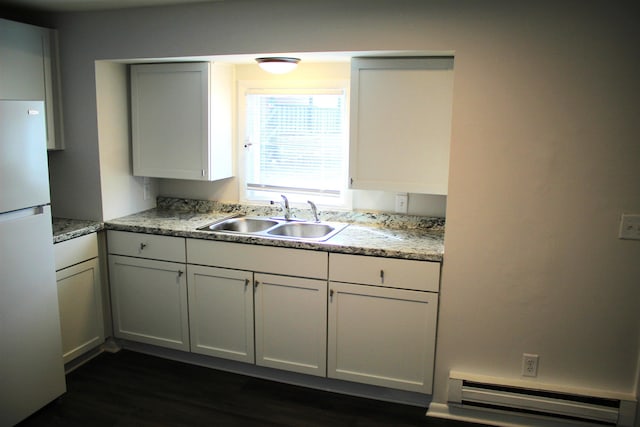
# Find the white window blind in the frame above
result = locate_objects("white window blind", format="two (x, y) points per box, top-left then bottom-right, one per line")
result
(243, 88), (348, 205)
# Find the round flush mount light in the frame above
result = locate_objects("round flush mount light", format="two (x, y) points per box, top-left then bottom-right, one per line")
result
(255, 57), (300, 74)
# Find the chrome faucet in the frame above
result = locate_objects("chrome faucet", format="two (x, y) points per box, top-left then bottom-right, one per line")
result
(270, 195), (291, 220)
(307, 200), (319, 222)
(274, 194), (291, 220)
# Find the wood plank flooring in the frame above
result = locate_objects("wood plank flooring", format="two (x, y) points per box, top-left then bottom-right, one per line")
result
(18, 350), (486, 427)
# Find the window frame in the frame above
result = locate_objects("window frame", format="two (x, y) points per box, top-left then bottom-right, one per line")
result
(237, 79), (351, 209)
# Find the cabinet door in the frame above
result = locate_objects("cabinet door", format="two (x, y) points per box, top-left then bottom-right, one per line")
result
(56, 258), (104, 364)
(130, 62), (233, 181)
(0, 18), (46, 101)
(187, 265), (254, 363)
(0, 19), (64, 150)
(42, 29), (64, 150)
(349, 57), (454, 195)
(254, 274), (327, 377)
(109, 255), (189, 351)
(327, 282), (438, 393)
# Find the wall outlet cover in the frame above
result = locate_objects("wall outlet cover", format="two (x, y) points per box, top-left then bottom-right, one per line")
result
(619, 213), (640, 240)
(522, 353), (539, 377)
(395, 193), (408, 214)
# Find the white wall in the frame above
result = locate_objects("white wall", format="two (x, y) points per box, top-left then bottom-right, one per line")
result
(95, 61), (156, 220)
(47, 0), (639, 410)
(435, 2), (640, 401)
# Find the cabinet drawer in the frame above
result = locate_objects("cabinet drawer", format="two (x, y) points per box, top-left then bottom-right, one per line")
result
(329, 253), (439, 292)
(54, 233), (98, 271)
(107, 230), (185, 262)
(187, 239), (327, 280)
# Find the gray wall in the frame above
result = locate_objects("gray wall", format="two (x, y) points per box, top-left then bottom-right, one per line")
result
(45, 0), (639, 410)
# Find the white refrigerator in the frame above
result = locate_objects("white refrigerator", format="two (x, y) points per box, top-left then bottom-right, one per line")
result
(0, 100), (66, 426)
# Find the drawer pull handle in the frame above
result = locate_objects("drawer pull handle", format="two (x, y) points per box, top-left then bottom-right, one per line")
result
(380, 269), (385, 283)
(140, 243), (147, 251)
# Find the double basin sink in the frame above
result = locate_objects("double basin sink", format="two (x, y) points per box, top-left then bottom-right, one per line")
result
(198, 215), (349, 242)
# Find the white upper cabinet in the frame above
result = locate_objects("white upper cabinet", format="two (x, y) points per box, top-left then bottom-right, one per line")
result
(349, 57), (454, 195)
(130, 62), (233, 181)
(0, 18), (65, 150)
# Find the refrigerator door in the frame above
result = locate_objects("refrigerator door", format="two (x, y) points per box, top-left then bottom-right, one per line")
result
(0, 100), (50, 213)
(0, 205), (66, 426)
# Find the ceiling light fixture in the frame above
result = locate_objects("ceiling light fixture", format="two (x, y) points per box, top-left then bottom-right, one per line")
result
(255, 57), (300, 74)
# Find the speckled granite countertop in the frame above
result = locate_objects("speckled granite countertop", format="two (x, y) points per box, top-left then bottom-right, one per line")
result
(104, 198), (445, 262)
(52, 218), (103, 244)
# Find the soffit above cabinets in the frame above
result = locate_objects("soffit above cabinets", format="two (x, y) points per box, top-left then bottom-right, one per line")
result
(1, 0), (222, 13)
(113, 50), (455, 67)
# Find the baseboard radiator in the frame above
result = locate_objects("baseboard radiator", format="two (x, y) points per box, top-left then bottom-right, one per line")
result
(448, 372), (637, 426)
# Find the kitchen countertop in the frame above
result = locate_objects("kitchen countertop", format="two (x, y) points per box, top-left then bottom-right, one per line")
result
(104, 198), (445, 262)
(52, 218), (103, 244)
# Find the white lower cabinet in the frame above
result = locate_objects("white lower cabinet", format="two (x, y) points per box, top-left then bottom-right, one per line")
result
(54, 233), (104, 364)
(107, 232), (441, 394)
(254, 273), (327, 377)
(107, 231), (189, 351)
(187, 265), (254, 362)
(327, 282), (437, 393)
(186, 239), (328, 376)
(328, 253), (440, 393)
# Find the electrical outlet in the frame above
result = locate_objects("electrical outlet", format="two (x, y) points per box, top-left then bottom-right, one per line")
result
(619, 213), (640, 240)
(522, 353), (539, 377)
(395, 193), (408, 214)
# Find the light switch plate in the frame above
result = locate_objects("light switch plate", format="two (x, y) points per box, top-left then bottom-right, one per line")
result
(619, 213), (640, 240)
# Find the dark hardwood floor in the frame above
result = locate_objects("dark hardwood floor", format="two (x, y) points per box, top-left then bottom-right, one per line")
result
(19, 350), (486, 427)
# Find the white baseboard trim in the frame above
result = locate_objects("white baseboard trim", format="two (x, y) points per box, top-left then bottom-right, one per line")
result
(64, 346), (104, 374)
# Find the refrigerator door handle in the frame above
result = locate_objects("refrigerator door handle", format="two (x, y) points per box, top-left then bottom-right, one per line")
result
(0, 205), (47, 223)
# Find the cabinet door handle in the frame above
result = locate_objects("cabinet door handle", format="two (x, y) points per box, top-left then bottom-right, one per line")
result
(140, 243), (147, 251)
(380, 269), (385, 283)
(244, 278), (250, 288)
(254, 280), (259, 289)
(329, 289), (334, 299)
(177, 270), (184, 277)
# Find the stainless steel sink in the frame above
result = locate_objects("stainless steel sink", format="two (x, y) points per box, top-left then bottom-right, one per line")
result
(267, 222), (337, 239)
(205, 217), (278, 233)
(198, 215), (348, 241)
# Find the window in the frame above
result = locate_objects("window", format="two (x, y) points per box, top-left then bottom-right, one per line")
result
(239, 81), (350, 208)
